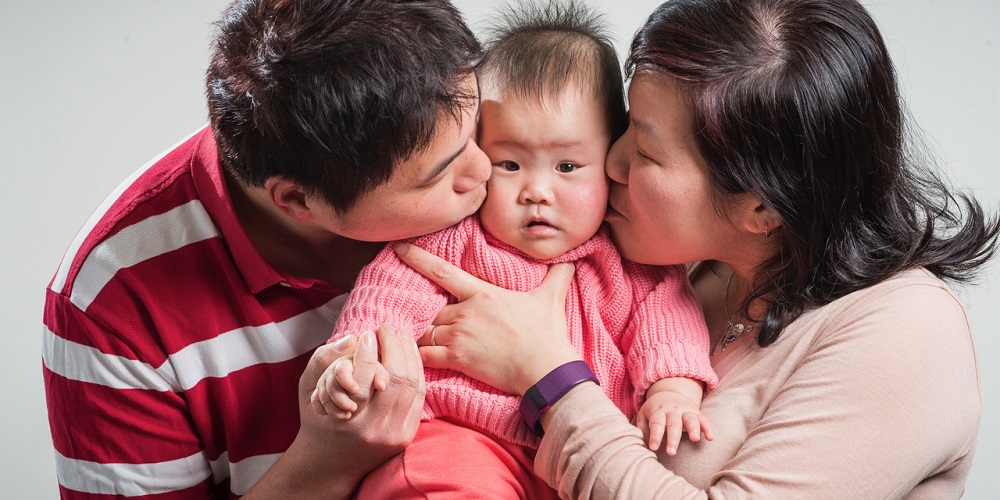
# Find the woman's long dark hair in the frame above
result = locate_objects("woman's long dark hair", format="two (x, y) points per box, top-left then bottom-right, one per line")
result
(628, 0), (999, 346)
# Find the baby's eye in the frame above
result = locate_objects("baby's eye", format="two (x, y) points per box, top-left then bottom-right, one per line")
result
(556, 163), (578, 173)
(496, 161), (520, 171)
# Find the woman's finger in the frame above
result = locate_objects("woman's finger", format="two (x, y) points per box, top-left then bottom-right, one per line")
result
(418, 345), (452, 370)
(394, 242), (490, 301)
(534, 262), (575, 305)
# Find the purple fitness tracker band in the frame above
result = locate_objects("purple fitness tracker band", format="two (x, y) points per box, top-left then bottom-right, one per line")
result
(519, 360), (599, 436)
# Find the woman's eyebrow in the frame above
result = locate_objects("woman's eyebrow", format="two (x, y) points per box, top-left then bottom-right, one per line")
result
(631, 116), (660, 142)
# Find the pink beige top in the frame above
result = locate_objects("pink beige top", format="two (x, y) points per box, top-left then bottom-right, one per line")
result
(535, 268), (980, 498)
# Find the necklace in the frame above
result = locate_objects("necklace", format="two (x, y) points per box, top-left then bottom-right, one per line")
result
(711, 273), (754, 356)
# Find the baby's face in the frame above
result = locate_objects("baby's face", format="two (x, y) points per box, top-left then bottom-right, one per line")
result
(477, 83), (611, 260)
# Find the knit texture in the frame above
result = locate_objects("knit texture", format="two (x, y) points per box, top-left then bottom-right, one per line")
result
(332, 215), (716, 447)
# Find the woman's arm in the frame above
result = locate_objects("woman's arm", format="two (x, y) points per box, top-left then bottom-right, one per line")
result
(540, 277), (980, 499)
(397, 244), (979, 499)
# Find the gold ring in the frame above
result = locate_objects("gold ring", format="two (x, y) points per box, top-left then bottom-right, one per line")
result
(430, 325), (438, 347)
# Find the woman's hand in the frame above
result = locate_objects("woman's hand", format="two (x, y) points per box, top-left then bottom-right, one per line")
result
(393, 242), (581, 395)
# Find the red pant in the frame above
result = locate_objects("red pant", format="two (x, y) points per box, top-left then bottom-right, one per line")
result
(357, 418), (559, 499)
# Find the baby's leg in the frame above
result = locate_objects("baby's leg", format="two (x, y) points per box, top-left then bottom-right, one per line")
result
(358, 418), (557, 499)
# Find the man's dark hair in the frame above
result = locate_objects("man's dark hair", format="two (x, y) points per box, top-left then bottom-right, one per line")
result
(629, 0), (998, 346)
(477, 0), (627, 139)
(207, 0), (482, 212)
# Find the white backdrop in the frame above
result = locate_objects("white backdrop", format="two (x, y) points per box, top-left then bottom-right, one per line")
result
(2, 1), (996, 497)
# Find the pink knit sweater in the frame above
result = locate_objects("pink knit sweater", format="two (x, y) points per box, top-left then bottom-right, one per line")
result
(331, 215), (716, 447)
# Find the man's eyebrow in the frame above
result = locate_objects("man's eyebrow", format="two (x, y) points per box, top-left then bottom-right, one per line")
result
(421, 141), (468, 185)
(421, 83), (480, 185)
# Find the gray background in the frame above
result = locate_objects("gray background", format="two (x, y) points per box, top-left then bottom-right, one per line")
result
(2, 1), (996, 497)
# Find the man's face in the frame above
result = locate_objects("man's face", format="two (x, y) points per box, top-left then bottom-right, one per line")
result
(316, 73), (490, 242)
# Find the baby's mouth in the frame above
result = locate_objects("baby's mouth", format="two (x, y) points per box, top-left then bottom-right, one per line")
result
(523, 218), (558, 234)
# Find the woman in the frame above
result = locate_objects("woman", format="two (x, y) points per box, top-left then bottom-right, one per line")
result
(392, 0), (998, 497)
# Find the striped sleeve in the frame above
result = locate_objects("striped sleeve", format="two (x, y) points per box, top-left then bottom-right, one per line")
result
(42, 128), (343, 498)
(43, 290), (213, 499)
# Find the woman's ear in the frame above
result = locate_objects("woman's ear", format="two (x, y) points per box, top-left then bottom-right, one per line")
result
(265, 177), (314, 222)
(732, 193), (782, 237)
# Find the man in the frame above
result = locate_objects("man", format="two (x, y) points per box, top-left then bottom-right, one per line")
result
(42, 0), (487, 497)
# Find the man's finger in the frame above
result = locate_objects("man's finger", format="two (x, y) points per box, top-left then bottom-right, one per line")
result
(394, 242), (489, 301)
(351, 331), (380, 398)
(378, 323), (400, 371)
(300, 339), (353, 396)
(396, 327), (422, 382)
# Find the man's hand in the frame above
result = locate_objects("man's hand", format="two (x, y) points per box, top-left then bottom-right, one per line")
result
(245, 325), (425, 499)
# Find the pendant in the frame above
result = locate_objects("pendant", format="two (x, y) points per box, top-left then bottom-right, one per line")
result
(712, 321), (752, 356)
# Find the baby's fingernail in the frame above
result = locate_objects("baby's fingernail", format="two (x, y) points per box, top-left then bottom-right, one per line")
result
(393, 242), (409, 255)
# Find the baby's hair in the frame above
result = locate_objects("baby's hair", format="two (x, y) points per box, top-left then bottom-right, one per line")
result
(478, 0), (627, 138)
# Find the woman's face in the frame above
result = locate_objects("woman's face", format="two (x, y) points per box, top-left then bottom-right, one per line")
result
(604, 73), (735, 266)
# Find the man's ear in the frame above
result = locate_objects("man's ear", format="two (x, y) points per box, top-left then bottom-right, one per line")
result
(265, 177), (314, 222)
(732, 193), (782, 237)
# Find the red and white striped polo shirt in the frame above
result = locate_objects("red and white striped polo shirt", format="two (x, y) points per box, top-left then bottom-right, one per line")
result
(43, 126), (346, 498)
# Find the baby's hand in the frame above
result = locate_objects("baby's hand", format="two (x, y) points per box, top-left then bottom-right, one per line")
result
(311, 339), (390, 419)
(635, 382), (713, 455)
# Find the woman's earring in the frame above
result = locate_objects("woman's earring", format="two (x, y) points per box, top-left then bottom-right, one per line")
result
(765, 223), (771, 238)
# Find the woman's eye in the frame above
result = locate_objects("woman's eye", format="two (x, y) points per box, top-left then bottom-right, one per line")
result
(556, 163), (578, 173)
(497, 161), (520, 171)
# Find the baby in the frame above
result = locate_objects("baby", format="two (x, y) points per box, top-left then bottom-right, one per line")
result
(316, 1), (717, 496)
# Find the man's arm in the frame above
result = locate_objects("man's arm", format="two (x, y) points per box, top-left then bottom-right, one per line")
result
(246, 326), (425, 498)
(43, 291), (214, 497)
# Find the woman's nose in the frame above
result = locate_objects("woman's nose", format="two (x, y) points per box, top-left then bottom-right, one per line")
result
(606, 128), (632, 185)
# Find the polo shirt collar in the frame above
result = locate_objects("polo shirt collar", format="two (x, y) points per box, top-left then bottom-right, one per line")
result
(190, 126), (312, 294)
